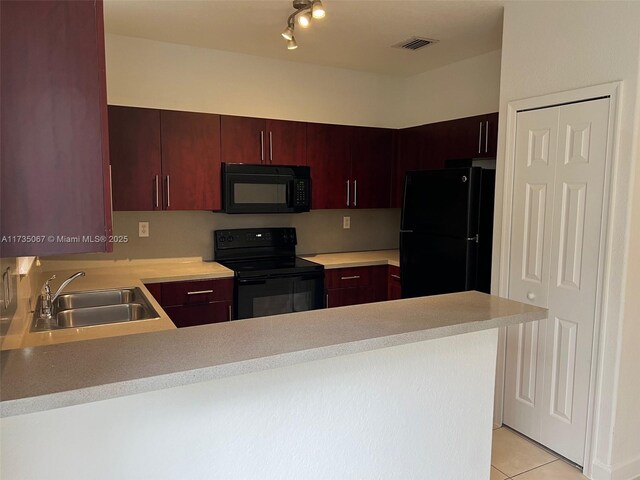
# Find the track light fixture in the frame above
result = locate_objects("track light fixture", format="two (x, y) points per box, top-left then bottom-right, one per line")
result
(281, 0), (325, 49)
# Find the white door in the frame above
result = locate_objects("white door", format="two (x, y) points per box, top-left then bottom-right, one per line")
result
(504, 98), (609, 465)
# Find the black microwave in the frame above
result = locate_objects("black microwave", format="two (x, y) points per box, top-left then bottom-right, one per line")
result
(221, 163), (311, 214)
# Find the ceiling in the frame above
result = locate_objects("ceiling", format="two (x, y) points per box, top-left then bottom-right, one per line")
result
(104, 1), (504, 77)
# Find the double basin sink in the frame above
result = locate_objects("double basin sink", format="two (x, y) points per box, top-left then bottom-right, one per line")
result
(31, 287), (160, 331)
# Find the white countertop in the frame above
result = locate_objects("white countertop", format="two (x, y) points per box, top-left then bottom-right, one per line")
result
(0, 291), (547, 418)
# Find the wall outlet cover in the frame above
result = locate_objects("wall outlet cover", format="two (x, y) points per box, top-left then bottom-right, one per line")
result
(138, 222), (149, 237)
(343, 216), (351, 229)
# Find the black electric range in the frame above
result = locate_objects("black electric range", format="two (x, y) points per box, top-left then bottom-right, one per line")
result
(214, 228), (324, 320)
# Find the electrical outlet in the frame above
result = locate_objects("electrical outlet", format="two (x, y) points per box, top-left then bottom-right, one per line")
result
(343, 216), (351, 229)
(138, 221), (149, 237)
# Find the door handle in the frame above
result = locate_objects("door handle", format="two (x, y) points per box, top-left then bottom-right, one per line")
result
(260, 131), (265, 163)
(165, 175), (170, 208)
(186, 290), (214, 295)
(154, 175), (159, 209)
(228, 304), (232, 321)
(340, 275), (361, 280)
(353, 180), (357, 207)
(391, 274), (401, 280)
(527, 292), (536, 300)
(478, 121), (483, 154)
(325, 293), (329, 308)
(346, 180), (350, 207)
(269, 131), (273, 163)
(485, 120), (489, 153)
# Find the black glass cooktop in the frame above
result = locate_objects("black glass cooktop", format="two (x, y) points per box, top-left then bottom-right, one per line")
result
(218, 256), (323, 278)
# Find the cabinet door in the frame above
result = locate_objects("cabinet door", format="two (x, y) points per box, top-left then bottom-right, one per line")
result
(387, 265), (402, 300)
(0, 0), (112, 256)
(484, 113), (499, 158)
(266, 119), (306, 165)
(306, 123), (352, 209)
(109, 106), (162, 211)
(161, 111), (222, 210)
(220, 115), (266, 164)
(351, 127), (393, 208)
(393, 125), (428, 207)
(164, 301), (232, 328)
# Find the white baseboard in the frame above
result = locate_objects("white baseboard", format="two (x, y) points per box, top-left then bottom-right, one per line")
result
(590, 456), (640, 480)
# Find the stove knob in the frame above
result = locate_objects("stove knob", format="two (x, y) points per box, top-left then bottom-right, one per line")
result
(227, 236), (233, 242)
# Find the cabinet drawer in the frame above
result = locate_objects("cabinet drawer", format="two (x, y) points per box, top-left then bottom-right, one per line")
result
(325, 267), (374, 289)
(164, 301), (232, 328)
(160, 278), (233, 307)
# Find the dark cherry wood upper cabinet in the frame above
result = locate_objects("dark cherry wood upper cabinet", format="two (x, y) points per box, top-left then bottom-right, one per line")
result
(350, 127), (393, 209)
(306, 123), (352, 209)
(220, 115), (266, 165)
(161, 111), (222, 211)
(221, 116), (306, 166)
(266, 119), (307, 165)
(0, 0), (112, 256)
(484, 112), (499, 158)
(109, 106), (162, 211)
(393, 126), (428, 207)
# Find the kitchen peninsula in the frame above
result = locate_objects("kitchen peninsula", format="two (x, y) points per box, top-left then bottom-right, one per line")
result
(1, 290), (545, 479)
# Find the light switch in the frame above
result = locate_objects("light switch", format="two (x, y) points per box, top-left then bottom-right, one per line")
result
(343, 216), (351, 229)
(138, 222), (149, 237)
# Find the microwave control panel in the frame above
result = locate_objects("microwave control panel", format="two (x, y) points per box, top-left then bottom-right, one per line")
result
(294, 179), (309, 207)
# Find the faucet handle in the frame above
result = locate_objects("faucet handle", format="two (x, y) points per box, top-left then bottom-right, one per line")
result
(42, 275), (56, 295)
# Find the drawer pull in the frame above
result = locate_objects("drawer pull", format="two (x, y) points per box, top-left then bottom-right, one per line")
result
(340, 275), (361, 280)
(391, 274), (401, 280)
(187, 289), (214, 295)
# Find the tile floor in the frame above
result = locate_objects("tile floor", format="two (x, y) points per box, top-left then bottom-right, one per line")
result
(491, 427), (588, 479)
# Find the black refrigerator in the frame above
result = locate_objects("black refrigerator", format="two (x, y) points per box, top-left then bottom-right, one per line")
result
(400, 167), (495, 298)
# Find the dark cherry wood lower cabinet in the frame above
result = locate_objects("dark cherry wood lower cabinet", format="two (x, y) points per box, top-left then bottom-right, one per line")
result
(387, 265), (402, 300)
(324, 266), (387, 308)
(145, 278), (233, 328)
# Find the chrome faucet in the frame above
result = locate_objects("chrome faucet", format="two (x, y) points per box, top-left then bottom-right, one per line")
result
(40, 272), (86, 320)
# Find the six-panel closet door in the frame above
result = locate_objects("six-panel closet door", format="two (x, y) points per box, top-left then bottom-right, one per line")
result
(504, 98), (609, 466)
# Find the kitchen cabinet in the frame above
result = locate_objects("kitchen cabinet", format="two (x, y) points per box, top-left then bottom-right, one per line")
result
(306, 123), (352, 209)
(109, 107), (222, 211)
(221, 115), (307, 165)
(387, 265), (402, 300)
(1, 0), (112, 256)
(146, 278), (233, 328)
(350, 127), (394, 208)
(324, 266), (387, 308)
(307, 123), (394, 210)
(392, 113), (498, 208)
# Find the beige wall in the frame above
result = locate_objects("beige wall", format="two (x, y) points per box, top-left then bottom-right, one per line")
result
(394, 49), (502, 128)
(51, 209), (401, 261)
(106, 34), (400, 128)
(497, 2), (640, 478)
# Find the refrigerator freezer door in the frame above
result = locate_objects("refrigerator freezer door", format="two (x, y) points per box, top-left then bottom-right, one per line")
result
(400, 232), (478, 298)
(401, 167), (481, 237)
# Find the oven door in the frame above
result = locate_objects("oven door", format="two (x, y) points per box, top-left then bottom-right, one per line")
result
(235, 271), (324, 320)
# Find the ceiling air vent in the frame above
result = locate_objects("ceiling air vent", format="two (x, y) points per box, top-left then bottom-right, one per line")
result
(392, 37), (438, 51)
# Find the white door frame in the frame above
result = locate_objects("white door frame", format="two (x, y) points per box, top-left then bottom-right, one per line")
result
(492, 82), (621, 477)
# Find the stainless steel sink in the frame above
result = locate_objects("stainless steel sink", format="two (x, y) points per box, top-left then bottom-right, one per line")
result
(55, 288), (138, 310)
(31, 287), (160, 331)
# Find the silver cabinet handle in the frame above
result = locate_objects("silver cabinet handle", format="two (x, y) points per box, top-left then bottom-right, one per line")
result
(154, 175), (159, 209)
(391, 274), (401, 280)
(165, 175), (170, 208)
(269, 131), (273, 163)
(260, 131), (265, 163)
(346, 180), (350, 207)
(325, 293), (329, 308)
(478, 121), (483, 154)
(187, 289), (214, 295)
(228, 304), (232, 320)
(354, 180), (358, 207)
(485, 120), (489, 153)
(340, 275), (361, 280)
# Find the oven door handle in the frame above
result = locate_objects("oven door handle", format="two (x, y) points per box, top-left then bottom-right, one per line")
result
(237, 279), (267, 285)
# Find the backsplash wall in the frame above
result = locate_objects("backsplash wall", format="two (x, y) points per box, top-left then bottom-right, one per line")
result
(47, 209), (401, 261)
